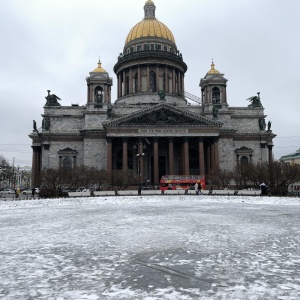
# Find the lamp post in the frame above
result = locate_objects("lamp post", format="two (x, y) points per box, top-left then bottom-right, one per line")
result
(136, 153), (145, 195)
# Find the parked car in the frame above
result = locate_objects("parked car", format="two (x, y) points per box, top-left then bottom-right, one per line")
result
(22, 188), (40, 195)
(3, 189), (15, 194)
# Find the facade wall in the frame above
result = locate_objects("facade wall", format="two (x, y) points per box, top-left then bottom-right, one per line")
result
(38, 103), (273, 173)
(48, 117), (84, 132)
(83, 138), (107, 169)
(84, 113), (106, 129)
(219, 138), (235, 170)
(45, 141), (84, 169)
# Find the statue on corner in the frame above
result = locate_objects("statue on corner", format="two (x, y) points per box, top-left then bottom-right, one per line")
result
(247, 92), (263, 108)
(259, 117), (266, 130)
(45, 90), (62, 106)
(43, 117), (50, 130)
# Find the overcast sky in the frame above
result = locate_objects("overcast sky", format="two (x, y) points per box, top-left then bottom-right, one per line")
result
(1, 0), (300, 167)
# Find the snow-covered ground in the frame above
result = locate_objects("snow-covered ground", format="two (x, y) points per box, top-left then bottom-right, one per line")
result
(1, 196), (300, 300)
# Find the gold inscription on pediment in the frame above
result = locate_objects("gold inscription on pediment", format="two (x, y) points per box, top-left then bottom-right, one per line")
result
(139, 129), (188, 133)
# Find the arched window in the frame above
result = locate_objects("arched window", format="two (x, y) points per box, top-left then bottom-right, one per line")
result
(63, 157), (72, 170)
(149, 71), (156, 92)
(240, 156), (249, 166)
(134, 73), (138, 93)
(212, 87), (220, 103)
(94, 86), (103, 103)
(162, 72), (166, 92)
(126, 76), (130, 95)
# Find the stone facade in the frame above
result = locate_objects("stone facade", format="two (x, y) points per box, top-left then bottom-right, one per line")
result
(29, 0), (275, 187)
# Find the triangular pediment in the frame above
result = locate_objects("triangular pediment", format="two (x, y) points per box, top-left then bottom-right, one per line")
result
(104, 103), (222, 128)
(58, 147), (77, 154)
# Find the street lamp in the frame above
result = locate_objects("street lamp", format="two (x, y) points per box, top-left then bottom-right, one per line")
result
(136, 153), (145, 195)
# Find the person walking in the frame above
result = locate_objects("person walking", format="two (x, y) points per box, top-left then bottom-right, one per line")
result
(194, 182), (199, 195)
(198, 183), (203, 195)
(31, 187), (36, 199)
(16, 188), (20, 199)
(260, 183), (268, 196)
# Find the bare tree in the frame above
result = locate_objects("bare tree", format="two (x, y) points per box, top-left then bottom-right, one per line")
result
(207, 167), (233, 189)
(111, 169), (135, 190)
(40, 168), (64, 197)
(94, 169), (109, 190)
(0, 155), (12, 188)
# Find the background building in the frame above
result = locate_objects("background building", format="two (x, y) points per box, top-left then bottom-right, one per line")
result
(280, 148), (300, 165)
(29, 0), (276, 187)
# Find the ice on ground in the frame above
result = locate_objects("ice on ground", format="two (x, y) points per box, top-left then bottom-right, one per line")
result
(0, 196), (300, 299)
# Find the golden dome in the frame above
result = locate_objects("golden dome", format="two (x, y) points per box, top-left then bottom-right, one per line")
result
(207, 62), (220, 75)
(92, 59), (106, 73)
(125, 0), (175, 45)
(126, 18), (175, 44)
(145, 0), (155, 5)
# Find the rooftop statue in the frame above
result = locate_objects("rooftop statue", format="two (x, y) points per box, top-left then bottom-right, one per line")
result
(212, 106), (218, 118)
(259, 117), (266, 130)
(45, 90), (61, 106)
(247, 92), (263, 108)
(106, 105), (112, 118)
(158, 90), (166, 100)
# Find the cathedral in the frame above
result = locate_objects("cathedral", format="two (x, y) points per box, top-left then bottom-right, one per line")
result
(29, 0), (276, 187)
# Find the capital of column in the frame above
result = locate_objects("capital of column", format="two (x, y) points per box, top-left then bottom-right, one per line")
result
(31, 146), (41, 152)
(212, 136), (219, 143)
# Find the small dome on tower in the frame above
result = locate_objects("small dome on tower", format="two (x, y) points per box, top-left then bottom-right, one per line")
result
(92, 59), (106, 73)
(207, 61), (220, 75)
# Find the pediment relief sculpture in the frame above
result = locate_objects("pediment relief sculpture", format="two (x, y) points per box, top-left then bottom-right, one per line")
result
(121, 108), (208, 126)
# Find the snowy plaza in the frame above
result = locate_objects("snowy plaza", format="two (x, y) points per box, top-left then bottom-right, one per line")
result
(0, 196), (300, 299)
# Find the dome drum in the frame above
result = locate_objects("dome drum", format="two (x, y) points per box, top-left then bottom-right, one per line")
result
(124, 37), (177, 56)
(114, 59), (186, 105)
(114, 50), (187, 74)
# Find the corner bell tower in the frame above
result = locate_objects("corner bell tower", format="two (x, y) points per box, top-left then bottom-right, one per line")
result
(86, 59), (113, 109)
(200, 62), (228, 111)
